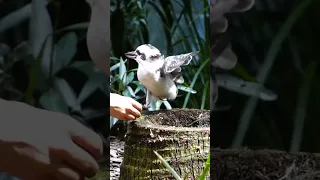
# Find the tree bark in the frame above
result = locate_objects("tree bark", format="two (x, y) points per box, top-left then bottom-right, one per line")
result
(120, 109), (210, 180)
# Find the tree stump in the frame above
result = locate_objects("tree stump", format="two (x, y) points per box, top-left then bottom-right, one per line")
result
(119, 108), (210, 180)
(211, 148), (320, 180)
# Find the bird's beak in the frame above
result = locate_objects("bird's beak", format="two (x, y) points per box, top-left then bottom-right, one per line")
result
(125, 51), (138, 60)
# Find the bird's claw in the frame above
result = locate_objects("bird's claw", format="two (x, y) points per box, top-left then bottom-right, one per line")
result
(143, 104), (150, 109)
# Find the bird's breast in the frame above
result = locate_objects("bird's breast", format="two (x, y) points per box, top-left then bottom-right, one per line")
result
(137, 68), (177, 100)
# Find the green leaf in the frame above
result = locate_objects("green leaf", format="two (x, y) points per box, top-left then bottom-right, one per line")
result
(126, 86), (136, 97)
(119, 57), (127, 90)
(56, 22), (89, 33)
(55, 78), (81, 111)
(177, 84), (197, 94)
(0, 2), (47, 33)
(53, 32), (78, 74)
(139, 18), (147, 25)
(183, 58), (209, 108)
(198, 155), (210, 180)
(110, 62), (120, 72)
(131, 81), (144, 94)
(78, 72), (107, 103)
(137, 1), (143, 9)
(200, 81), (209, 110)
(29, 0), (53, 77)
(154, 151), (182, 180)
(39, 88), (69, 114)
(69, 61), (95, 77)
(216, 74), (278, 101)
(290, 61), (317, 153)
(110, 56), (120, 61)
(25, 34), (51, 103)
(233, 0), (316, 148)
(126, 72), (135, 85)
(122, 89), (131, 97)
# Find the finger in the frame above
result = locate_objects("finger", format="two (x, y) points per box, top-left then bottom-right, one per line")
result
(53, 166), (85, 180)
(20, 174), (57, 180)
(130, 100), (143, 112)
(32, 175), (58, 180)
(68, 120), (103, 160)
(126, 106), (141, 118)
(50, 142), (99, 178)
(125, 114), (136, 120)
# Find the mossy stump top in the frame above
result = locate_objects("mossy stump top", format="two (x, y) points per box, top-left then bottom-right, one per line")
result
(119, 108), (210, 180)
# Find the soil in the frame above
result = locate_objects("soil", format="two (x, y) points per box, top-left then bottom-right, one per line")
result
(211, 148), (320, 180)
(141, 108), (210, 128)
(89, 136), (124, 180)
(110, 136), (124, 180)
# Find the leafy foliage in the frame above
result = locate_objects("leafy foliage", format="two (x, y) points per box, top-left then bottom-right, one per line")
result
(110, 0), (210, 112)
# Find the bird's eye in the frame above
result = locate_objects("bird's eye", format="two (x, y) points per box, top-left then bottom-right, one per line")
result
(151, 54), (160, 59)
(141, 54), (146, 60)
(136, 50), (141, 55)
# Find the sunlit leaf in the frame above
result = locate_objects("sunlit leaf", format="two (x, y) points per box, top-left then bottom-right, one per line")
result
(110, 62), (120, 72)
(177, 84), (197, 94)
(125, 86), (134, 97)
(122, 89), (131, 97)
(119, 57), (127, 90)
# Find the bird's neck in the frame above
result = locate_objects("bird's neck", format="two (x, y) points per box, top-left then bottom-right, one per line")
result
(138, 59), (163, 70)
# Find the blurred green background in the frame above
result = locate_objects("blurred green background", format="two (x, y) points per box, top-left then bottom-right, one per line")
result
(212, 0), (320, 153)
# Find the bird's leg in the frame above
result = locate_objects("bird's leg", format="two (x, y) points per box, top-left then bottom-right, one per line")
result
(143, 89), (152, 109)
(155, 100), (163, 110)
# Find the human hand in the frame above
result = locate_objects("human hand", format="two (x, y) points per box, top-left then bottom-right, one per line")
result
(0, 99), (103, 180)
(110, 93), (143, 120)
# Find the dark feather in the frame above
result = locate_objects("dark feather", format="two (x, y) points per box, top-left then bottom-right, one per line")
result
(170, 68), (184, 84)
(163, 51), (198, 74)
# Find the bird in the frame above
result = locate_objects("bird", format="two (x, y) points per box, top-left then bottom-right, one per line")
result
(125, 44), (198, 109)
